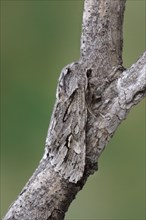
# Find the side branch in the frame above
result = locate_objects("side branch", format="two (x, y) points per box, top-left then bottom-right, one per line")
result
(118, 51), (146, 109)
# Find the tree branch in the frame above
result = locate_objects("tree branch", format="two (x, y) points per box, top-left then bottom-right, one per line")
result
(3, 0), (145, 220)
(118, 51), (146, 110)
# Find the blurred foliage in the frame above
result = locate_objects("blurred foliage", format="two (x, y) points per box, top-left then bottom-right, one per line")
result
(1, 0), (145, 219)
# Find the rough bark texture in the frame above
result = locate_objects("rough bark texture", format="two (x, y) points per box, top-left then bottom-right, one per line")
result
(3, 0), (146, 220)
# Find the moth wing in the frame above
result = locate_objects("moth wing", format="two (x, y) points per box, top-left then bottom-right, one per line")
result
(46, 87), (87, 183)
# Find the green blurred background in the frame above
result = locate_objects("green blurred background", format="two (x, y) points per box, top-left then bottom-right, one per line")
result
(1, 0), (145, 219)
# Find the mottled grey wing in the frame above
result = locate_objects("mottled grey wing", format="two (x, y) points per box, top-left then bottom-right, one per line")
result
(45, 63), (87, 183)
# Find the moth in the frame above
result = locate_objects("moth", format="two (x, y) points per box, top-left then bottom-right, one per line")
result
(45, 62), (87, 183)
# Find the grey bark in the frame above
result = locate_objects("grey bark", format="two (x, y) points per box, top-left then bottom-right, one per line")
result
(3, 0), (146, 220)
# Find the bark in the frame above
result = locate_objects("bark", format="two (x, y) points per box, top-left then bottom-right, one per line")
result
(3, 0), (146, 220)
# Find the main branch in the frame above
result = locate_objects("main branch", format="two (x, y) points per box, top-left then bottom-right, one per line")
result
(3, 1), (146, 220)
